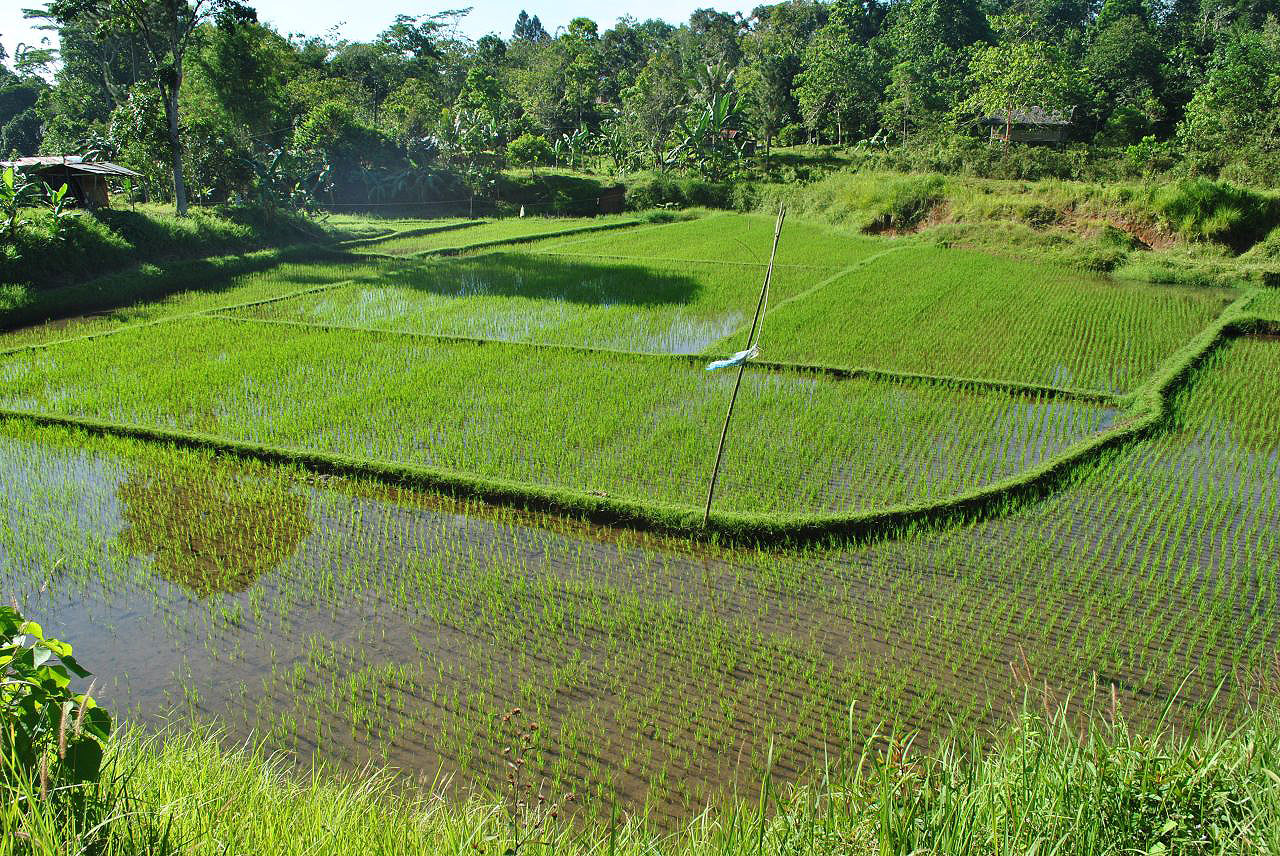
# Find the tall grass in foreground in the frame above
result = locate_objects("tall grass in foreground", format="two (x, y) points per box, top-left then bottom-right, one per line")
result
(8, 699), (1280, 855)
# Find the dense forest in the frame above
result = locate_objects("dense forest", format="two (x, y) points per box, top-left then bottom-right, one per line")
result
(1, 0), (1278, 214)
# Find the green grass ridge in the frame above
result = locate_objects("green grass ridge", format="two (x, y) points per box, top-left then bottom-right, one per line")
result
(355, 217), (645, 258)
(197, 311), (1114, 403)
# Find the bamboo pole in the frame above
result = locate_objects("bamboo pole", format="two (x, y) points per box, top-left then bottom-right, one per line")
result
(703, 203), (786, 528)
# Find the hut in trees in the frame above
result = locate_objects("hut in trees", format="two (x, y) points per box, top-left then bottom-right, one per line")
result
(0, 156), (141, 208)
(980, 107), (1074, 144)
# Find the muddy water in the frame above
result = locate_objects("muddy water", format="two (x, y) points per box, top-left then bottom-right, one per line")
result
(3, 431), (901, 820)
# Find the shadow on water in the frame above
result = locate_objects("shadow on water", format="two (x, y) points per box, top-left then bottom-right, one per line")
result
(381, 252), (703, 307)
(116, 455), (311, 596)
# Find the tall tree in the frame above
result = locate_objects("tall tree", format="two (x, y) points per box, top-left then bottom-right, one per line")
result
(795, 0), (888, 143)
(559, 17), (602, 129)
(963, 16), (1080, 143)
(1083, 0), (1166, 139)
(191, 5), (297, 144)
(599, 17), (674, 101)
(685, 8), (745, 69)
(741, 0), (826, 153)
(884, 0), (991, 121)
(622, 48), (685, 169)
(512, 10), (549, 43)
(41, 0), (239, 214)
(1177, 18), (1280, 170)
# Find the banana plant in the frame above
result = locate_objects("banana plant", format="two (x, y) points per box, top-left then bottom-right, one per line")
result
(672, 92), (746, 181)
(561, 128), (588, 170)
(240, 149), (329, 222)
(1, 166), (40, 241)
(43, 181), (72, 241)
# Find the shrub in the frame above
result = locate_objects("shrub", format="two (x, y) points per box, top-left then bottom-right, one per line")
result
(776, 123), (806, 147)
(0, 204), (328, 293)
(1, 605), (113, 840)
(623, 174), (734, 211)
(867, 174), (945, 232)
(507, 133), (554, 177)
(1153, 178), (1279, 250)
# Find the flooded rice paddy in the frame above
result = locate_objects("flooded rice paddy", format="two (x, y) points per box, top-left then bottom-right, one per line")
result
(0, 315), (1114, 516)
(1, 213), (1276, 824)
(0, 337), (1276, 821)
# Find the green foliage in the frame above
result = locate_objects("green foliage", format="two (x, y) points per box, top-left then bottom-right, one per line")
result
(670, 93), (750, 182)
(1153, 178), (1279, 249)
(962, 19), (1081, 143)
(866, 173), (945, 231)
(1177, 20), (1280, 182)
(623, 174), (735, 210)
(11, 698), (1280, 855)
(0, 167), (78, 247)
(496, 170), (609, 216)
(1123, 135), (1179, 177)
(507, 132), (553, 176)
(239, 149), (329, 221)
(0, 167), (38, 240)
(794, 13), (884, 146)
(1, 604), (112, 831)
(0, 204), (334, 296)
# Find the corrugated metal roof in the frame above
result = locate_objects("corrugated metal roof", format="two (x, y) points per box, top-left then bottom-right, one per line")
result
(63, 162), (143, 177)
(0, 156), (142, 177)
(979, 107), (1074, 126)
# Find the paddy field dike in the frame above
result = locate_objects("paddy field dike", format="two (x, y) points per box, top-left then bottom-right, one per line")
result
(1, 210), (1277, 823)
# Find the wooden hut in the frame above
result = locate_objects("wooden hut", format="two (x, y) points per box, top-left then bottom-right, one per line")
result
(979, 107), (1074, 144)
(0, 156), (141, 208)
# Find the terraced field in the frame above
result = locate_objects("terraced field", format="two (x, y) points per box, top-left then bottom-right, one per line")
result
(352, 215), (640, 256)
(222, 254), (829, 353)
(1, 211), (1276, 823)
(712, 244), (1238, 394)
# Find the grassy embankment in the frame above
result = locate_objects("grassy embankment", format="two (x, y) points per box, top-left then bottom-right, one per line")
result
(0, 207), (646, 334)
(758, 170), (1280, 289)
(11, 698), (1280, 855)
(0, 204), (353, 330)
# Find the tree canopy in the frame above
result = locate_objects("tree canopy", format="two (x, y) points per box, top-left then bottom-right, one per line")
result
(1, 0), (1277, 212)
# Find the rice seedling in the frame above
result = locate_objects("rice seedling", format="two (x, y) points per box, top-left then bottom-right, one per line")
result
(0, 331), (1275, 821)
(356, 216), (641, 257)
(0, 316), (1111, 515)
(534, 212), (883, 269)
(0, 255), (386, 351)
(723, 244), (1237, 393)
(1250, 288), (1280, 321)
(221, 253), (842, 354)
(0, 212), (1275, 833)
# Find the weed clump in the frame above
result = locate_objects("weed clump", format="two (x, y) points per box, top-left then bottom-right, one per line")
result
(1153, 178), (1279, 251)
(864, 174), (946, 233)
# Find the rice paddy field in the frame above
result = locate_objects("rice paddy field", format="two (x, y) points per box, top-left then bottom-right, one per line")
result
(1, 211), (1277, 824)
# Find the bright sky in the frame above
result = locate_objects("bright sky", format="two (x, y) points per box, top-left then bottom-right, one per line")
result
(2, 0), (753, 66)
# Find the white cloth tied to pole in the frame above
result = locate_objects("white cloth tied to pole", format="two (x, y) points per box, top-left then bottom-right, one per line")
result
(705, 344), (759, 371)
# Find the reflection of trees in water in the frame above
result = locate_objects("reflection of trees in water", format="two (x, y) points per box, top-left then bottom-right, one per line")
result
(117, 454), (311, 596)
